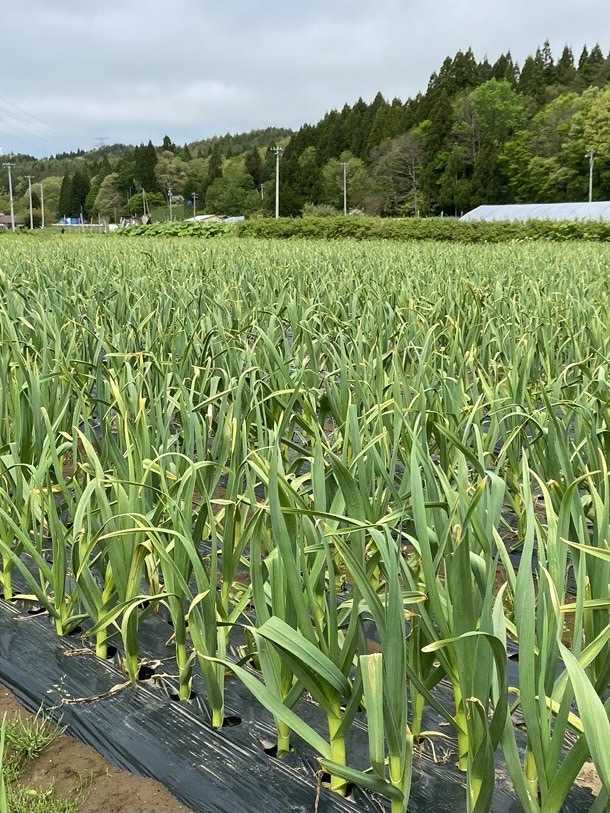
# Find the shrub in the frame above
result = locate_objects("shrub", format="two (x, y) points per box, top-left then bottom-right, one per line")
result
(119, 221), (230, 238)
(235, 216), (610, 243)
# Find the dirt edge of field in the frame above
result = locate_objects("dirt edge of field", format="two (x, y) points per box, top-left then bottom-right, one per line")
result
(0, 685), (191, 813)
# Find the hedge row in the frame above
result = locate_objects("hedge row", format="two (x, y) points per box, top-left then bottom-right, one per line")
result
(118, 216), (610, 243)
(120, 221), (230, 238)
(235, 216), (610, 243)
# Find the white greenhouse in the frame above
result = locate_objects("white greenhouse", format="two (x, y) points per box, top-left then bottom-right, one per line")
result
(461, 201), (610, 222)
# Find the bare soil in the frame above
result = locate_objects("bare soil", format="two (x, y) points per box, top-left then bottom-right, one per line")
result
(0, 685), (191, 813)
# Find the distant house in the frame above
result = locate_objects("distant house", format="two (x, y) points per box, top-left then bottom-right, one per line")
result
(185, 214), (246, 224)
(0, 213), (21, 229)
(461, 202), (610, 223)
(185, 214), (223, 223)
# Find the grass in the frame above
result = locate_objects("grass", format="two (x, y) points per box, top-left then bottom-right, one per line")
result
(0, 710), (84, 813)
(0, 234), (608, 811)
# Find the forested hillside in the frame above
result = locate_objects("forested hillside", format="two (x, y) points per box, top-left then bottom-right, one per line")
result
(2, 42), (609, 222)
(279, 42), (610, 215)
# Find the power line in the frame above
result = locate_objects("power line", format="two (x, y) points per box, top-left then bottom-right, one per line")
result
(586, 149), (595, 203)
(2, 162), (15, 231)
(25, 175), (34, 230)
(0, 93), (54, 133)
(341, 162), (348, 216)
(272, 145), (283, 219)
(39, 181), (45, 229)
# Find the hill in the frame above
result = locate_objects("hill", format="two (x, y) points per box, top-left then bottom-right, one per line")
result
(1, 41), (609, 222)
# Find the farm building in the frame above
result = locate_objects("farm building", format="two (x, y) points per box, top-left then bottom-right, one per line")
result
(461, 201), (610, 222)
(0, 212), (21, 229)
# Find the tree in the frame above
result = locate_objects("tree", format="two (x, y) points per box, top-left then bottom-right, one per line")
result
(582, 45), (607, 87)
(134, 141), (158, 192)
(182, 158), (209, 203)
(577, 46), (590, 84)
(467, 80), (526, 146)
(371, 128), (428, 215)
(492, 53), (517, 84)
(584, 86), (610, 161)
(115, 150), (137, 196)
(519, 51), (546, 103)
(245, 147), (264, 189)
(155, 151), (188, 194)
(204, 166), (261, 215)
(541, 40), (556, 83)
(57, 174), (72, 219)
(297, 146), (321, 203)
(70, 170), (90, 218)
(556, 46), (577, 87)
(261, 146), (277, 183)
(128, 191), (165, 215)
(85, 176), (103, 218)
(320, 152), (370, 211)
(500, 91), (593, 202)
(207, 145), (223, 184)
(162, 135), (176, 153)
(39, 176), (62, 222)
(93, 173), (125, 220)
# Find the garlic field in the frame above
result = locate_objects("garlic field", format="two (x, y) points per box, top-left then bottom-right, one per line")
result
(0, 235), (609, 812)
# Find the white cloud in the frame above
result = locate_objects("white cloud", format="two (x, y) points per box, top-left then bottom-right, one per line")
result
(0, 0), (608, 155)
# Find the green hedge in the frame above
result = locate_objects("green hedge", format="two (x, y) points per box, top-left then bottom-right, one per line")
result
(118, 215), (610, 243)
(235, 216), (610, 243)
(120, 221), (231, 238)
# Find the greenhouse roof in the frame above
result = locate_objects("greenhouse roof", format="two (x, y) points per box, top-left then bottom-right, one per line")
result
(461, 202), (610, 222)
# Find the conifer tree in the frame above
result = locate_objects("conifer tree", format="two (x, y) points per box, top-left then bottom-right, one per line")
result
(578, 46), (591, 82)
(207, 145), (223, 182)
(162, 135), (176, 152)
(556, 46), (577, 86)
(541, 40), (556, 82)
(134, 141), (158, 191)
(57, 174), (72, 219)
(519, 51), (546, 103)
(70, 170), (90, 219)
(586, 44), (607, 86)
(245, 147), (264, 189)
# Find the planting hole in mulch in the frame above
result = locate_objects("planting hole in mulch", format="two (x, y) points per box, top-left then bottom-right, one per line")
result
(137, 663), (157, 681)
(319, 773), (356, 799)
(168, 689), (200, 703)
(259, 737), (294, 757)
(221, 714), (242, 728)
(27, 606), (46, 616)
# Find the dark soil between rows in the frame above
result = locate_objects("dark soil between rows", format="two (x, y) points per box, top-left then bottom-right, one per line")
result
(0, 685), (191, 813)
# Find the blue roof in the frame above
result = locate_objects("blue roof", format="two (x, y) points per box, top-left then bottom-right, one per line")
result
(461, 202), (610, 223)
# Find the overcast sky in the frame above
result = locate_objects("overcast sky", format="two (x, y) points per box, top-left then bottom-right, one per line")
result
(1, 0), (609, 157)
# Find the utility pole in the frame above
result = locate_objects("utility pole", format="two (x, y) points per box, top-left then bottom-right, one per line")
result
(341, 162), (348, 215)
(26, 176), (34, 229)
(272, 145), (283, 218)
(586, 149), (595, 203)
(2, 163), (15, 231)
(168, 188), (173, 221)
(192, 192), (198, 219)
(39, 181), (45, 228)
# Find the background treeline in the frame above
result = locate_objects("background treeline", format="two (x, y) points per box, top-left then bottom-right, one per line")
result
(1, 42), (610, 222)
